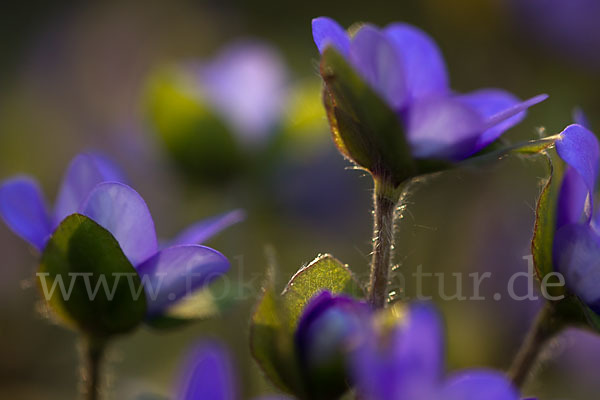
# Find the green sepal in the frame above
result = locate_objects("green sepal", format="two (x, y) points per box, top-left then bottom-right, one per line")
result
(531, 152), (565, 288)
(320, 47), (416, 187)
(38, 214), (146, 337)
(249, 254), (364, 398)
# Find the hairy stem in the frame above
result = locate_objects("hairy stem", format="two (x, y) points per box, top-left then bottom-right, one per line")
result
(367, 179), (399, 308)
(508, 302), (561, 388)
(82, 337), (106, 400)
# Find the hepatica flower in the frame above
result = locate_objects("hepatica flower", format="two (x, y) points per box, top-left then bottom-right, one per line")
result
(287, 291), (522, 400)
(146, 40), (289, 182)
(352, 302), (521, 400)
(552, 123), (600, 313)
(312, 17), (547, 179)
(176, 341), (291, 400)
(0, 152), (243, 325)
(195, 40), (289, 146)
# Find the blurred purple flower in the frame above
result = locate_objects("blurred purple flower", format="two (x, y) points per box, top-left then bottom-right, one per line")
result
(312, 17), (547, 161)
(553, 123), (600, 313)
(0, 152), (244, 316)
(194, 41), (288, 146)
(352, 302), (521, 400)
(176, 341), (291, 400)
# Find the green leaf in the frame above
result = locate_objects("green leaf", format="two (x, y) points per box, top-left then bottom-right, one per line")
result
(320, 47), (416, 186)
(249, 254), (364, 398)
(250, 277), (305, 396)
(531, 153), (565, 287)
(281, 254), (364, 332)
(38, 214), (146, 336)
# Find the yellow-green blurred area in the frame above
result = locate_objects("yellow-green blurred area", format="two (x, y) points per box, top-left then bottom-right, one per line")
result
(1, 0), (600, 399)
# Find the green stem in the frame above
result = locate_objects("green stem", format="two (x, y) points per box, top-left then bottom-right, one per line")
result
(367, 179), (400, 308)
(508, 302), (562, 388)
(82, 337), (106, 400)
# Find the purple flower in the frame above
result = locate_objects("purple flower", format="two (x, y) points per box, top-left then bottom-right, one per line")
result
(552, 123), (600, 313)
(0, 152), (244, 316)
(176, 341), (291, 400)
(295, 291), (370, 399)
(312, 17), (547, 161)
(0, 152), (124, 250)
(195, 41), (288, 146)
(352, 302), (521, 400)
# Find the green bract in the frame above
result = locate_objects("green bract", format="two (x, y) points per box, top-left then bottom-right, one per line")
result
(321, 47), (415, 187)
(38, 214), (146, 337)
(249, 254), (363, 398)
(531, 154), (565, 285)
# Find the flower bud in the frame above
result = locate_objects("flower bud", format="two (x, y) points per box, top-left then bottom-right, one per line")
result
(295, 291), (369, 399)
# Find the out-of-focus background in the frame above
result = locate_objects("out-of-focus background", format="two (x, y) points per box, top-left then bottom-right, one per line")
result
(1, 0), (600, 399)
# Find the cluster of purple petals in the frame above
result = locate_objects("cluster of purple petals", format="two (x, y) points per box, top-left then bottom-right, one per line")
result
(0, 153), (243, 317)
(553, 115), (600, 313)
(177, 291), (525, 399)
(312, 17), (547, 161)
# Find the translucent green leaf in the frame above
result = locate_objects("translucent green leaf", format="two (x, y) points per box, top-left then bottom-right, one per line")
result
(281, 254), (364, 332)
(249, 254), (364, 398)
(38, 214), (146, 336)
(320, 47), (415, 186)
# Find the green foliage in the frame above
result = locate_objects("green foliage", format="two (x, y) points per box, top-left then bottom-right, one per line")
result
(250, 254), (364, 398)
(320, 47), (415, 187)
(531, 153), (565, 284)
(144, 67), (243, 183)
(38, 214), (146, 337)
(281, 254), (364, 332)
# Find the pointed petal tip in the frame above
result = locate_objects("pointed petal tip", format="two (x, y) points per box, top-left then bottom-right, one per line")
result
(168, 208), (246, 247)
(312, 17), (350, 56)
(528, 93), (549, 105)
